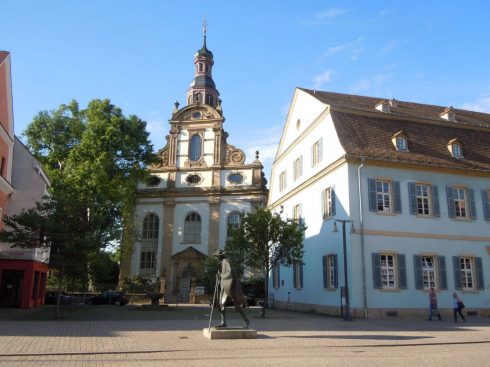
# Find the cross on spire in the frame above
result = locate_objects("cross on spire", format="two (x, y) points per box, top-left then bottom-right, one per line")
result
(202, 18), (207, 38)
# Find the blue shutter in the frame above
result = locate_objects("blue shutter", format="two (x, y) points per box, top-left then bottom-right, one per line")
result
(453, 256), (462, 290)
(300, 261), (304, 288)
(368, 178), (377, 212)
(278, 266), (281, 287)
(408, 182), (417, 215)
(322, 256), (327, 288)
(438, 256), (447, 290)
(469, 189), (477, 219)
(393, 181), (402, 214)
(272, 265), (277, 288)
(333, 254), (338, 288)
(331, 189), (336, 217)
(446, 186), (456, 218)
(293, 262), (297, 288)
(413, 255), (423, 290)
(372, 253), (382, 289)
(321, 190), (325, 220)
(476, 257), (484, 290)
(482, 189), (490, 221)
(432, 185), (440, 217)
(398, 254), (407, 289)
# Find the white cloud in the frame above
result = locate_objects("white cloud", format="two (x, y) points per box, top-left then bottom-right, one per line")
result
(380, 40), (398, 54)
(315, 8), (349, 19)
(146, 119), (166, 148)
(461, 97), (490, 113)
(315, 37), (364, 64)
(351, 73), (392, 94)
(313, 69), (334, 89)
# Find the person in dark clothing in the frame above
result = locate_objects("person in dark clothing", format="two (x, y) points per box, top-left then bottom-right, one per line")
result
(452, 292), (466, 322)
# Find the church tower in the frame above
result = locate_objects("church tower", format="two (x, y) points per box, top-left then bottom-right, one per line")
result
(121, 24), (268, 301)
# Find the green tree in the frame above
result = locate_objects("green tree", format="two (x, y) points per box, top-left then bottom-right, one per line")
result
(226, 208), (305, 317)
(1, 99), (156, 317)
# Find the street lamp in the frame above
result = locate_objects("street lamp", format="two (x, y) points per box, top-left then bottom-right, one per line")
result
(332, 219), (354, 321)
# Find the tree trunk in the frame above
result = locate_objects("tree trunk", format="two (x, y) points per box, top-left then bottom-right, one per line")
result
(261, 268), (269, 318)
(54, 265), (64, 320)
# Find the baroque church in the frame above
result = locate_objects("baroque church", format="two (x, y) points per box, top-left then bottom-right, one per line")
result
(119, 27), (268, 300)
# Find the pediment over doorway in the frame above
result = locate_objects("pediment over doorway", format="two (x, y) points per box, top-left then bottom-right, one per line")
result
(171, 246), (207, 261)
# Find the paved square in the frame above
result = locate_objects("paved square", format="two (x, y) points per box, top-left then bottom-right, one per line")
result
(0, 305), (489, 366)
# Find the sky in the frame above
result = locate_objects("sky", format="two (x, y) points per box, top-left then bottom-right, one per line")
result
(2, 1), (490, 179)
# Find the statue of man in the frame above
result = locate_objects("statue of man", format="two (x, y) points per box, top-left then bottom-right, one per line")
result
(213, 249), (249, 328)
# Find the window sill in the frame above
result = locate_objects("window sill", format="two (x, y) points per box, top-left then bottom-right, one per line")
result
(181, 241), (201, 245)
(451, 217), (473, 222)
(415, 214), (438, 219)
(375, 211), (397, 216)
(461, 289), (479, 293)
(380, 288), (402, 292)
(324, 287), (337, 292)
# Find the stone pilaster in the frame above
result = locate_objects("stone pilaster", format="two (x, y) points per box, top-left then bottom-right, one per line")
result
(161, 198), (176, 289)
(208, 196), (221, 254)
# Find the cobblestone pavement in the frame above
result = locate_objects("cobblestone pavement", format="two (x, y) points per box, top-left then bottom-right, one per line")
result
(0, 305), (489, 366)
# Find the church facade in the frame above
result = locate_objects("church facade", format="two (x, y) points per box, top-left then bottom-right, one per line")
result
(120, 32), (268, 300)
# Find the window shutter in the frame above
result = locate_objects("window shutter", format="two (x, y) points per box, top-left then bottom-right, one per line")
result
(469, 189), (477, 219)
(311, 143), (314, 167)
(432, 185), (440, 217)
(333, 254), (338, 288)
(300, 262), (304, 288)
(300, 156), (303, 177)
(438, 256), (447, 290)
(413, 255), (423, 290)
(398, 254), (407, 289)
(278, 266), (281, 287)
(393, 181), (402, 214)
(293, 262), (297, 288)
(482, 189), (490, 221)
(331, 189), (336, 217)
(318, 138), (323, 163)
(453, 256), (462, 290)
(368, 178), (377, 212)
(322, 256), (327, 288)
(372, 253), (382, 289)
(272, 265), (277, 288)
(476, 257), (484, 290)
(446, 186), (456, 218)
(408, 182), (417, 215)
(321, 190), (326, 220)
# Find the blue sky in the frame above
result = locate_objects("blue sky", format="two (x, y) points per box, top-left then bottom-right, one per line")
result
(2, 1), (490, 178)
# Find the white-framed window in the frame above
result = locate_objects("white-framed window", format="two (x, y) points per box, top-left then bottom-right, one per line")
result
(293, 261), (303, 289)
(311, 138), (323, 167)
(453, 187), (468, 218)
(142, 213), (159, 240)
(189, 134), (202, 161)
(279, 171), (287, 192)
(293, 204), (301, 220)
(376, 180), (392, 212)
(422, 256), (436, 289)
(416, 184), (432, 215)
(396, 136), (407, 151)
(380, 254), (397, 289)
(327, 255), (336, 289)
(227, 212), (241, 237)
(272, 265), (280, 289)
(452, 144), (463, 158)
(460, 257), (474, 290)
(140, 250), (156, 270)
(322, 187), (334, 219)
(183, 212), (201, 243)
(293, 156), (303, 181)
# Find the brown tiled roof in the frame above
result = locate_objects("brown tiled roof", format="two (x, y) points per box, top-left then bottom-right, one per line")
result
(300, 88), (490, 129)
(331, 110), (490, 171)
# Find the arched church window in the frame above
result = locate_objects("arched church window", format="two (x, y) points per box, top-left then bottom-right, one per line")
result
(227, 212), (241, 237)
(189, 134), (202, 161)
(142, 213), (159, 240)
(183, 212), (201, 243)
(199, 63), (203, 72)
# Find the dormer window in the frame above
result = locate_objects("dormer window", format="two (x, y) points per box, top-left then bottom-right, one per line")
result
(447, 139), (463, 159)
(375, 100), (390, 113)
(391, 131), (409, 152)
(440, 106), (456, 122)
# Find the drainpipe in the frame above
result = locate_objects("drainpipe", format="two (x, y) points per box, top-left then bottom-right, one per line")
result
(357, 156), (368, 319)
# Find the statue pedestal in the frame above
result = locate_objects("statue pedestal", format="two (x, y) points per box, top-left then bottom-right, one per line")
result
(203, 327), (257, 339)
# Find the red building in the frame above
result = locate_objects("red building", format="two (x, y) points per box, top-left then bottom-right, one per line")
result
(0, 51), (50, 309)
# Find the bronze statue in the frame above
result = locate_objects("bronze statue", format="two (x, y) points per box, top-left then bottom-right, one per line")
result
(212, 249), (249, 328)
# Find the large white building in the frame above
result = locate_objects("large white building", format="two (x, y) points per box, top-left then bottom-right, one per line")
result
(268, 88), (490, 318)
(120, 31), (268, 300)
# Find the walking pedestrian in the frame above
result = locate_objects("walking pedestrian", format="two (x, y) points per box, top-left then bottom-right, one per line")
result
(427, 287), (441, 320)
(452, 292), (466, 322)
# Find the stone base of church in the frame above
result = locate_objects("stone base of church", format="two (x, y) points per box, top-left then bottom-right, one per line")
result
(203, 327), (257, 339)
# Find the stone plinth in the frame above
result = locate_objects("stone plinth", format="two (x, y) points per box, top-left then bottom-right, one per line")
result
(203, 327), (257, 339)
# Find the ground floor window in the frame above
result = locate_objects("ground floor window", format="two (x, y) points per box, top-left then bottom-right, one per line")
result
(140, 251), (156, 270)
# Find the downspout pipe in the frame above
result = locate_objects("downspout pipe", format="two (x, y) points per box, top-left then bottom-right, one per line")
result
(357, 156), (368, 319)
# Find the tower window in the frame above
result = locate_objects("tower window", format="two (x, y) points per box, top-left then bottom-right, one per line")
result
(189, 134), (202, 161)
(199, 63), (203, 72)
